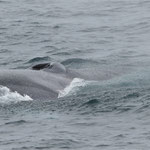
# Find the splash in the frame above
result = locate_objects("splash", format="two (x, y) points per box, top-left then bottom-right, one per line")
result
(58, 78), (87, 98)
(0, 86), (33, 104)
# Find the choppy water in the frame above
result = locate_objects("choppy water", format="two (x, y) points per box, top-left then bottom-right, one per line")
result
(1, 0), (150, 149)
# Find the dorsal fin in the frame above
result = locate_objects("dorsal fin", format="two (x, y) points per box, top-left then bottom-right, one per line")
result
(32, 63), (51, 70)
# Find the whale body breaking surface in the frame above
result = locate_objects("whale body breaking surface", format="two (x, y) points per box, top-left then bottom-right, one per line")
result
(0, 62), (120, 101)
(0, 63), (74, 100)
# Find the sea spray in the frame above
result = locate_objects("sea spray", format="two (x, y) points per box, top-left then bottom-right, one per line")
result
(0, 86), (33, 104)
(58, 78), (87, 98)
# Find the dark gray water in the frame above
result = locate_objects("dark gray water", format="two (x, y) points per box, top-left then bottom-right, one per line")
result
(1, 0), (150, 149)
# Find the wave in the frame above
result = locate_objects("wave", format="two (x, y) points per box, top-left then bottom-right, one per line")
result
(61, 58), (98, 65)
(61, 58), (99, 69)
(58, 78), (87, 98)
(26, 56), (51, 64)
(5, 120), (27, 125)
(0, 86), (33, 104)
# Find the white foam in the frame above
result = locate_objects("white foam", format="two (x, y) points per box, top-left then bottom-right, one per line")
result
(0, 86), (33, 104)
(58, 78), (87, 98)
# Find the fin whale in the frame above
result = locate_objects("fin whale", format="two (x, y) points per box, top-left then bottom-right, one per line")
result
(0, 62), (120, 100)
(0, 62), (73, 100)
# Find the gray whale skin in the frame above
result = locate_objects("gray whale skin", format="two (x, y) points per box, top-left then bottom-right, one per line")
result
(0, 62), (89, 100)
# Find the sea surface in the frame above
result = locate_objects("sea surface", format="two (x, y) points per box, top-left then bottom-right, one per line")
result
(1, 0), (150, 149)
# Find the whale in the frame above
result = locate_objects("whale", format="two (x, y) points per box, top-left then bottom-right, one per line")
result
(0, 62), (75, 100)
(0, 62), (121, 100)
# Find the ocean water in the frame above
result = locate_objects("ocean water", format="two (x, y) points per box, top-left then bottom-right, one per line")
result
(1, 0), (150, 149)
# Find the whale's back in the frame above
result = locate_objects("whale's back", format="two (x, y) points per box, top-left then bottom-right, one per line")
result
(0, 69), (71, 100)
